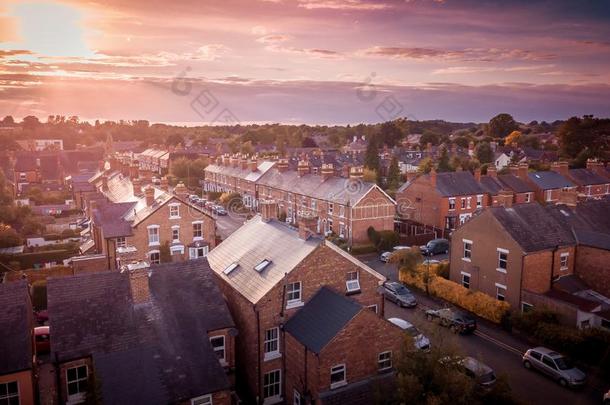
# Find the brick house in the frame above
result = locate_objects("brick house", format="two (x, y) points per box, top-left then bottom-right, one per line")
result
(284, 287), (403, 405)
(256, 160), (396, 245)
(88, 172), (216, 270)
(479, 165), (536, 207)
(564, 159), (610, 199)
(524, 162), (577, 204)
(47, 259), (236, 405)
(396, 169), (487, 231)
(449, 203), (577, 309)
(204, 155), (276, 208)
(0, 281), (36, 405)
(206, 201), (388, 404)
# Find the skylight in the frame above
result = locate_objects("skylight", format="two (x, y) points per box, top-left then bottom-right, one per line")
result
(223, 262), (239, 275)
(254, 259), (272, 272)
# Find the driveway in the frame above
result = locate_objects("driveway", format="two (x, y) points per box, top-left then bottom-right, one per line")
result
(361, 255), (604, 405)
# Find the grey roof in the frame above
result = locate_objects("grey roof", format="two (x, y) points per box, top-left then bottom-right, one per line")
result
(435, 171), (485, 197)
(48, 258), (233, 402)
(93, 201), (136, 238)
(205, 161), (275, 183)
(479, 176), (503, 195)
(528, 171), (575, 190)
(497, 174), (535, 193)
(0, 281), (33, 374)
(319, 372), (396, 405)
(207, 216), (322, 304)
(546, 199), (610, 250)
(568, 168), (609, 186)
(284, 287), (361, 354)
(490, 203), (576, 252)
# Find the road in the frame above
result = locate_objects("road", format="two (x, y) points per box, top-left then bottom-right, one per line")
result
(214, 211), (249, 240)
(360, 254), (605, 405)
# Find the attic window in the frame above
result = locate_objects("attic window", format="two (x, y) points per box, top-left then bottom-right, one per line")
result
(223, 262), (239, 275)
(535, 174), (541, 179)
(559, 209), (570, 217)
(254, 259), (272, 272)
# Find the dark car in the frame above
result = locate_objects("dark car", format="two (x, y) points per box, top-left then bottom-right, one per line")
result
(214, 206), (228, 216)
(420, 238), (449, 256)
(383, 282), (417, 307)
(425, 308), (477, 334)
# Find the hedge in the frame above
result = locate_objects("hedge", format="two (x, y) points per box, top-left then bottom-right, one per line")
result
(367, 226), (400, 252)
(399, 263), (510, 323)
(350, 244), (378, 255)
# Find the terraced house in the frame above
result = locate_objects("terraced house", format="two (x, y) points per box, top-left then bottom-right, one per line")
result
(206, 201), (400, 404)
(87, 171), (215, 270)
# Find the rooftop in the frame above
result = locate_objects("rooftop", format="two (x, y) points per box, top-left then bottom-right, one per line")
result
(528, 171), (575, 190)
(0, 281), (33, 374)
(434, 171), (485, 197)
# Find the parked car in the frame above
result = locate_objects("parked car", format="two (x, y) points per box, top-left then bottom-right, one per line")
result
(214, 206), (228, 216)
(205, 201), (216, 210)
(188, 194), (199, 202)
(522, 347), (586, 388)
(35, 326), (50, 354)
(459, 357), (496, 386)
(425, 308), (477, 334)
(420, 238), (449, 256)
(388, 318), (430, 351)
(383, 282), (417, 307)
(603, 389), (610, 404)
(379, 246), (411, 263)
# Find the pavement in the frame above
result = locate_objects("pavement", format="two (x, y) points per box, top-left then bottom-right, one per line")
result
(359, 253), (606, 405)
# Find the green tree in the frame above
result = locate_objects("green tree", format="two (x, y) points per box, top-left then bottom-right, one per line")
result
(417, 157), (434, 174)
(558, 116), (610, 160)
(166, 133), (185, 146)
(387, 156), (401, 190)
(475, 141), (494, 164)
(379, 121), (403, 147)
(488, 113), (518, 138)
(0, 225), (22, 248)
(364, 138), (380, 170)
(436, 145), (452, 172)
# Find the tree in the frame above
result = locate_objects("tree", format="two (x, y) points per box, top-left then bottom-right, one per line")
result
(504, 130), (521, 146)
(475, 142), (494, 164)
(166, 133), (185, 146)
(436, 145), (452, 172)
(558, 116), (610, 160)
(488, 113), (518, 138)
(1, 115), (14, 126)
(364, 138), (380, 170)
(362, 168), (377, 183)
(22, 115), (41, 131)
(387, 156), (401, 190)
(302, 136), (317, 147)
(240, 141), (254, 155)
(0, 224), (22, 248)
(419, 130), (441, 148)
(417, 157), (434, 174)
(379, 121), (403, 147)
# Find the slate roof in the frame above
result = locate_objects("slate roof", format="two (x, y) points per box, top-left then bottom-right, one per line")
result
(207, 216), (322, 304)
(528, 171), (575, 190)
(546, 199), (610, 250)
(14, 154), (37, 172)
(568, 168), (609, 186)
(319, 372), (396, 405)
(490, 203), (576, 252)
(38, 155), (60, 181)
(205, 161), (276, 183)
(48, 258), (233, 403)
(479, 176), (503, 195)
(284, 287), (361, 354)
(497, 174), (535, 193)
(0, 281), (33, 374)
(434, 171), (485, 197)
(93, 201), (136, 238)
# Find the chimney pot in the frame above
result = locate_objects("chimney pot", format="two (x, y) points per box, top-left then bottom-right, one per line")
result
(321, 163), (334, 181)
(260, 199), (278, 222)
(126, 266), (151, 305)
(144, 186), (155, 207)
(474, 168), (481, 182)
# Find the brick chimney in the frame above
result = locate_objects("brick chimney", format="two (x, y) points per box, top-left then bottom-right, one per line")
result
(321, 163), (334, 181)
(430, 167), (437, 187)
(160, 176), (169, 192)
(494, 189), (514, 208)
(174, 181), (188, 200)
(223, 155), (230, 166)
(586, 159), (605, 177)
(487, 165), (497, 178)
(298, 212), (318, 240)
(468, 141), (475, 157)
(260, 199), (278, 222)
(518, 162), (529, 180)
(144, 185), (155, 207)
(297, 160), (309, 177)
(231, 155), (238, 168)
(426, 142), (432, 154)
(276, 159), (288, 173)
(341, 164), (350, 178)
(349, 166), (364, 180)
(216, 156), (222, 166)
(551, 161), (569, 177)
(557, 188), (578, 207)
(474, 168), (481, 182)
(129, 163), (139, 179)
(249, 158), (258, 172)
(132, 178), (142, 196)
(126, 265), (151, 305)
(240, 156), (248, 170)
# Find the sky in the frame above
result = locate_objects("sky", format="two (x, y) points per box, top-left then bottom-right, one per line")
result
(1, 0), (610, 125)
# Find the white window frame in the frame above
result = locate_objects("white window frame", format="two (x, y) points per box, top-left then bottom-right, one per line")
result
(0, 381), (19, 405)
(339, 205), (345, 217)
(191, 394), (212, 405)
(330, 364), (347, 389)
(209, 335), (226, 366)
(560, 252), (569, 270)
(263, 369), (282, 403)
(545, 189), (553, 202)
(170, 245), (184, 256)
(461, 271), (471, 289)
(367, 304), (378, 313)
(147, 224), (160, 246)
(525, 192), (531, 203)
(328, 202), (334, 215)
(264, 327), (281, 361)
(169, 203), (180, 219)
(339, 222), (345, 238)
(293, 389), (301, 405)
(189, 245), (208, 259)
(116, 236), (126, 248)
(171, 225), (180, 243)
(192, 221), (203, 241)
(466, 197), (472, 209)
(448, 198), (456, 210)
(346, 271), (360, 293)
(460, 198), (466, 209)
(149, 250), (160, 264)
(497, 248), (508, 273)
(286, 281), (303, 309)
(476, 194), (483, 208)
(378, 351), (392, 371)
(495, 283), (507, 301)
(66, 364), (88, 400)
(521, 302), (533, 313)
(462, 239), (472, 262)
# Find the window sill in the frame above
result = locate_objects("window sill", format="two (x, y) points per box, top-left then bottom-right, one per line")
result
(262, 396), (283, 405)
(461, 258), (471, 262)
(169, 216), (181, 220)
(263, 352), (281, 362)
(286, 300), (304, 310)
(330, 381), (347, 390)
(560, 267), (568, 271)
(193, 237), (204, 242)
(345, 289), (361, 296)
(148, 242), (160, 247)
(496, 268), (507, 274)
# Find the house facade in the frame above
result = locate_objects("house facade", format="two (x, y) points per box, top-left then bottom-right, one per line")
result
(207, 202), (389, 404)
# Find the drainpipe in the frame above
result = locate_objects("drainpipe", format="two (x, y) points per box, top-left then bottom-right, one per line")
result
(550, 246), (558, 291)
(255, 306), (261, 405)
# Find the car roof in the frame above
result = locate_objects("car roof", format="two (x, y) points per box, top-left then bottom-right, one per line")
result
(388, 317), (413, 330)
(530, 346), (561, 356)
(461, 357), (493, 375)
(35, 326), (50, 334)
(430, 238), (448, 243)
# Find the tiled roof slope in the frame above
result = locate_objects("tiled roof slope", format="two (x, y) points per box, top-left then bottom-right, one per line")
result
(0, 281), (33, 374)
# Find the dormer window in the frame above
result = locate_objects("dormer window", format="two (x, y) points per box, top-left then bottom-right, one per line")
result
(254, 259), (272, 272)
(346, 271), (360, 294)
(224, 262), (239, 275)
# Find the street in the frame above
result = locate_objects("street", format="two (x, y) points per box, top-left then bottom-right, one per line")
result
(213, 211), (248, 240)
(361, 254), (605, 405)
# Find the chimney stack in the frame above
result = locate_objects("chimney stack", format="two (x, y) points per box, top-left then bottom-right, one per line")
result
(468, 141), (475, 157)
(426, 142), (433, 154)
(487, 165), (497, 178)
(174, 181), (189, 200)
(551, 161), (569, 177)
(231, 155), (238, 168)
(276, 159), (288, 173)
(474, 168), (481, 182)
(321, 163), (334, 181)
(241, 156), (248, 170)
(129, 163), (139, 179)
(518, 162), (529, 180)
(259, 199), (278, 222)
(298, 212), (318, 240)
(557, 188), (578, 207)
(585, 159), (604, 177)
(297, 160), (309, 177)
(495, 189), (514, 208)
(144, 185), (155, 207)
(132, 178), (142, 196)
(341, 164), (350, 178)
(125, 265), (151, 305)
(249, 158), (258, 172)
(430, 167), (437, 187)
(101, 175), (109, 191)
(88, 199), (97, 220)
(160, 176), (169, 192)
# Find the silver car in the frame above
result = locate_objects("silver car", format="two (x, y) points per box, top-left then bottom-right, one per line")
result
(522, 347), (586, 388)
(388, 318), (430, 351)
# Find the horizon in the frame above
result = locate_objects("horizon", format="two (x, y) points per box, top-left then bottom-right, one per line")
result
(2, 1), (610, 124)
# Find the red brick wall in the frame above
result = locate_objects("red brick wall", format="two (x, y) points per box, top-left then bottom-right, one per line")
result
(58, 358), (93, 404)
(0, 370), (34, 405)
(351, 187), (395, 243)
(522, 252), (553, 294)
(396, 176), (442, 228)
(575, 246), (610, 297)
